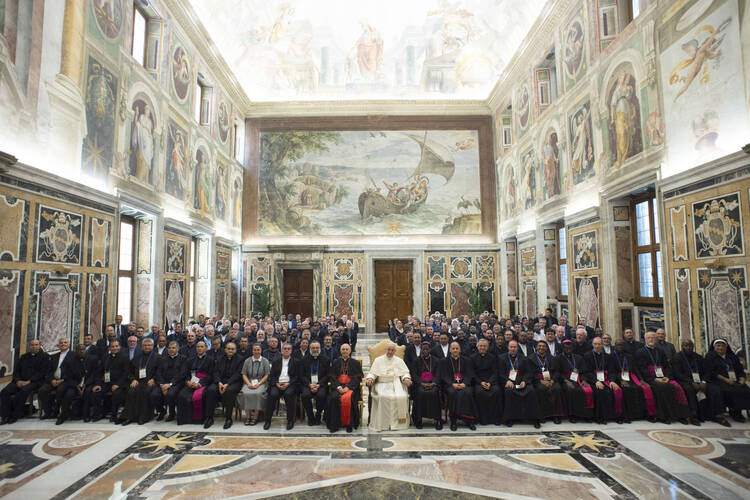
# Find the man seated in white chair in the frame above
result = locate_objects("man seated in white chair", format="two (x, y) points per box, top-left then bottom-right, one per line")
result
(365, 342), (412, 430)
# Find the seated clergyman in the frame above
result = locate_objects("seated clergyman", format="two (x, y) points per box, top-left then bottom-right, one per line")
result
(365, 342), (412, 431)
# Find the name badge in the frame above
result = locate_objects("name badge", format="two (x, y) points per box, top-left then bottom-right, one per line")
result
(542, 370), (550, 381)
(569, 370), (579, 382)
(655, 366), (664, 378)
(509, 369), (517, 382)
(190, 375), (200, 384)
(251, 378), (259, 386)
(279, 375), (290, 383)
(311, 374), (318, 384)
(728, 370), (737, 382)
(596, 370), (605, 382)
(54, 368), (61, 379)
(621, 370), (630, 382)
(139, 368), (147, 379)
(691, 372), (701, 383)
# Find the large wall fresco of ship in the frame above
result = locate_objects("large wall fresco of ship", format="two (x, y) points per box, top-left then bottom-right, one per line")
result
(258, 130), (483, 236)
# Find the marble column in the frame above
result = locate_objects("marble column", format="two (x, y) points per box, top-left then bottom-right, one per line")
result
(46, 0), (86, 176)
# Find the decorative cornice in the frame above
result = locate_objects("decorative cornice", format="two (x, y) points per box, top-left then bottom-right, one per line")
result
(247, 100), (491, 118)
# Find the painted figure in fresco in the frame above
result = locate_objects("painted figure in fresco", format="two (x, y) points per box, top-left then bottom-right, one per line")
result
(522, 152), (535, 209)
(93, 0), (122, 39)
(668, 19), (730, 103)
(215, 164), (227, 221)
(167, 126), (186, 198)
(233, 177), (242, 227)
(609, 71), (639, 168)
(217, 103), (230, 143)
(543, 130), (560, 198)
(83, 61), (116, 178)
(172, 46), (190, 101)
(193, 150), (211, 216)
(518, 86), (530, 128)
(353, 23), (383, 80)
(564, 19), (584, 77)
(129, 100), (155, 185)
(570, 106), (593, 182)
(645, 112), (665, 147)
(506, 164), (516, 218)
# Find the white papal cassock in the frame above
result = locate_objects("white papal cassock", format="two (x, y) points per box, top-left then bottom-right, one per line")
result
(366, 354), (411, 430)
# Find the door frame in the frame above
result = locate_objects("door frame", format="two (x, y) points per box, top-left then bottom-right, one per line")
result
(366, 251), (423, 334)
(273, 261), (321, 319)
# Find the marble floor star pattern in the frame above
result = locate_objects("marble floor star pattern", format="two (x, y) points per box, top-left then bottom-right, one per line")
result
(1, 419), (749, 499)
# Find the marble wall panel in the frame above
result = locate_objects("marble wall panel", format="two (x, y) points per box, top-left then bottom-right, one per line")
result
(544, 243), (558, 298)
(426, 256), (446, 280)
(506, 243), (517, 297)
(333, 284), (354, 318)
(197, 238), (209, 280)
(475, 255), (495, 280)
(615, 226), (634, 300)
(29, 272), (81, 352)
(639, 307), (665, 336)
(0, 194), (28, 261)
(698, 267), (747, 354)
(572, 230), (598, 271)
(215, 283), (228, 318)
(0, 270), (24, 376)
(450, 257), (473, 280)
(520, 246), (536, 278)
(575, 276), (599, 328)
(135, 276), (151, 328)
(674, 268), (693, 342)
(692, 192), (744, 259)
(87, 216), (110, 268)
(34, 205), (83, 265)
(85, 273), (107, 340)
(195, 280), (210, 317)
(523, 280), (537, 318)
(137, 219), (152, 274)
(164, 238), (186, 275)
(322, 254), (364, 322)
(450, 282), (471, 318)
(428, 281), (447, 315)
(216, 247), (231, 281)
(164, 279), (185, 326)
(670, 205), (689, 262)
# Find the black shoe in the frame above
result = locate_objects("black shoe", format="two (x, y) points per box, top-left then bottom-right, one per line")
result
(663, 418), (672, 425)
(138, 418), (148, 425)
(717, 416), (732, 427)
(435, 420), (443, 430)
(690, 417), (701, 426)
(468, 423), (476, 431)
(329, 428), (336, 433)
(678, 418), (689, 425)
(414, 421), (423, 429)
(506, 421), (513, 427)
(553, 417), (562, 424)
(55, 416), (65, 425)
(450, 422), (458, 431)
(569, 417), (576, 423)
(616, 418), (624, 424)
(203, 417), (213, 429)
(307, 418), (315, 426)
(223, 418), (233, 429)
(83, 417), (91, 423)
(647, 416), (657, 423)
(120, 419), (131, 426)
(8, 417), (17, 424)
(263, 421), (271, 430)
(732, 413), (746, 423)
(346, 426), (353, 433)
(156, 411), (165, 421)
(0, 418), (7, 425)
(109, 416), (117, 424)
(165, 413), (175, 422)
(286, 421), (294, 430)
(533, 420), (541, 429)
(601, 419), (608, 425)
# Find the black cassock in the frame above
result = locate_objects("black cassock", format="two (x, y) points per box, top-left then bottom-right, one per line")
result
(556, 352), (594, 419)
(301, 354), (330, 423)
(609, 350), (646, 421)
(326, 357), (362, 431)
(409, 355), (442, 423)
(125, 350), (161, 422)
(150, 354), (185, 416)
(583, 350), (616, 421)
(470, 352), (503, 424)
(204, 354), (243, 418)
(672, 350), (709, 420)
(440, 355), (477, 424)
(634, 346), (689, 422)
(176, 355), (214, 424)
(498, 353), (540, 423)
(528, 353), (564, 419)
(704, 350), (750, 415)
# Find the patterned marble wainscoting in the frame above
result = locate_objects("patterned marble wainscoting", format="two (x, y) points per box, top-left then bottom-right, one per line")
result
(2, 421), (747, 499)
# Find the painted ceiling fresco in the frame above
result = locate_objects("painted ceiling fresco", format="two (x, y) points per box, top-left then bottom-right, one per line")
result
(188, 0), (547, 101)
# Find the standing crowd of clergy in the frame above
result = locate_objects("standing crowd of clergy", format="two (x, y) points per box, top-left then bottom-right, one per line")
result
(1, 310), (748, 431)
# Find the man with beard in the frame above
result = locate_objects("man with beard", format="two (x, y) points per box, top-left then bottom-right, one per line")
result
(529, 340), (563, 424)
(122, 338), (160, 425)
(301, 341), (329, 425)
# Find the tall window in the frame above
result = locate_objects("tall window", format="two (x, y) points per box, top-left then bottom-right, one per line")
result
(194, 77), (211, 125)
(233, 119), (245, 163)
(131, 6), (147, 67)
(629, 0), (641, 21)
(189, 238), (197, 319)
(632, 193), (662, 301)
(117, 217), (137, 323)
(557, 224), (568, 299)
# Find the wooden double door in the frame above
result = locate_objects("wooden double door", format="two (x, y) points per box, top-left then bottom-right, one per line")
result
(375, 260), (413, 333)
(283, 269), (313, 318)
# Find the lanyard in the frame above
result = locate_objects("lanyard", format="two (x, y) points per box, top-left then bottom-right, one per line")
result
(507, 353), (517, 370)
(682, 352), (697, 373)
(613, 351), (628, 371)
(565, 354), (576, 371)
(105, 355), (113, 370)
(535, 354), (547, 371)
(593, 352), (604, 371)
(251, 359), (260, 378)
(140, 351), (153, 370)
(422, 356), (432, 372)
(645, 347), (660, 366)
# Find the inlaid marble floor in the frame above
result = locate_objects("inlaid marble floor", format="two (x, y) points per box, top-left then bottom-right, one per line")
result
(1, 418), (749, 499)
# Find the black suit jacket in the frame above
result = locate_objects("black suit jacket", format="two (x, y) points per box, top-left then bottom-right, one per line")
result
(431, 343), (450, 360)
(268, 356), (300, 387)
(301, 354), (330, 385)
(404, 343), (422, 367)
(45, 351), (78, 383)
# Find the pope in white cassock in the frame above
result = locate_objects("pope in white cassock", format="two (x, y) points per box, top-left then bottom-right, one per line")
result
(365, 342), (412, 430)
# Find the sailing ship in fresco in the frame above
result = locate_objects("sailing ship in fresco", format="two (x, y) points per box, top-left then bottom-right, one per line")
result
(358, 132), (455, 219)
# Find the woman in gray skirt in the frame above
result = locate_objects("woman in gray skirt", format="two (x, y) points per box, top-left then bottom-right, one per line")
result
(239, 343), (270, 425)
